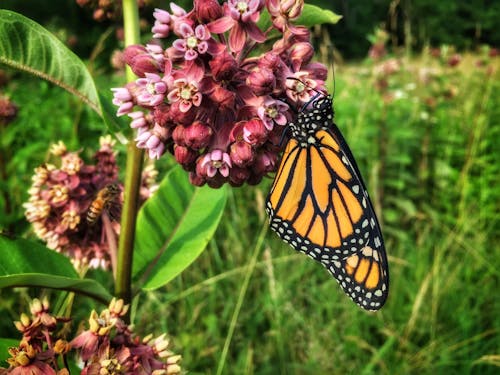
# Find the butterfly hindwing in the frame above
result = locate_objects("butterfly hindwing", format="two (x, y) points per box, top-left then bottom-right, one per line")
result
(266, 95), (389, 310)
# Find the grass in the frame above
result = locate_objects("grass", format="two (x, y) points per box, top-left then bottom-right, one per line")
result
(1, 51), (499, 373)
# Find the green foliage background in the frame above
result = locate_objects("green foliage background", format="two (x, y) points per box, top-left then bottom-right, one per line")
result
(0, 0), (499, 374)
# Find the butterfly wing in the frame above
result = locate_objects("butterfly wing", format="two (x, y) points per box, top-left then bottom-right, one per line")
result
(266, 126), (389, 310)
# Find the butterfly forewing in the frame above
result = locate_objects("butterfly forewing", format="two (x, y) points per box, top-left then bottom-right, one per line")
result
(266, 95), (389, 310)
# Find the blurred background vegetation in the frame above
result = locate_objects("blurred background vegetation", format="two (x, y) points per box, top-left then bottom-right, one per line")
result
(1, 0), (499, 374)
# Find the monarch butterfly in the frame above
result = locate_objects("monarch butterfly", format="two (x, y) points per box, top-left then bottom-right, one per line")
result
(266, 91), (389, 311)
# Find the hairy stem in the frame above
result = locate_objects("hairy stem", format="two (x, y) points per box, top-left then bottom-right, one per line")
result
(115, 0), (143, 310)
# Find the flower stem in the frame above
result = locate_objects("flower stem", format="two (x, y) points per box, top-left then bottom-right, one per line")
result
(115, 0), (143, 309)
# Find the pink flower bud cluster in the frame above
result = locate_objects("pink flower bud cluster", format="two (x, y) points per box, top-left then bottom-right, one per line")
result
(23, 137), (157, 271)
(71, 298), (181, 374)
(112, 0), (327, 188)
(1, 298), (181, 374)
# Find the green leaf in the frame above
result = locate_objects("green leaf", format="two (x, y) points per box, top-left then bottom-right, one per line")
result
(0, 235), (112, 303)
(133, 166), (227, 290)
(259, 4), (342, 30)
(0, 10), (121, 130)
(296, 4), (342, 27)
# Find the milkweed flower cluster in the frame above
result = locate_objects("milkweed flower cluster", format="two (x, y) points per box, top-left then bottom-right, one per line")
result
(71, 298), (181, 374)
(0, 298), (181, 375)
(23, 136), (157, 271)
(112, 0), (327, 187)
(0, 297), (71, 375)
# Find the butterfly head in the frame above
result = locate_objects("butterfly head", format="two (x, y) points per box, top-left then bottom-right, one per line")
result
(312, 95), (333, 111)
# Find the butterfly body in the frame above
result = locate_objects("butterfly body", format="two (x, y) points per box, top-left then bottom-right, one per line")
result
(266, 95), (389, 311)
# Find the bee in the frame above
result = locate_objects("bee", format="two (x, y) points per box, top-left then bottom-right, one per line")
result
(86, 183), (121, 225)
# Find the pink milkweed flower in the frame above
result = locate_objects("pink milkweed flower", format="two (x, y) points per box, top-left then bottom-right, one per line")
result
(285, 71), (320, 103)
(167, 67), (204, 113)
(267, 0), (304, 31)
(128, 111), (147, 129)
(145, 44), (165, 66)
(111, 87), (134, 116)
(200, 149), (232, 178)
(257, 97), (289, 130)
(136, 73), (168, 107)
(208, 0), (266, 52)
(135, 123), (169, 159)
(173, 23), (217, 61)
(152, 8), (172, 38)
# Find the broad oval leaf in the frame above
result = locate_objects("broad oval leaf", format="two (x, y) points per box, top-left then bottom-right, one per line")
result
(0, 10), (123, 133)
(0, 10), (100, 113)
(0, 235), (112, 303)
(133, 166), (227, 290)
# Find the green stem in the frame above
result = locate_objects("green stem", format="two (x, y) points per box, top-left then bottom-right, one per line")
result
(115, 0), (143, 308)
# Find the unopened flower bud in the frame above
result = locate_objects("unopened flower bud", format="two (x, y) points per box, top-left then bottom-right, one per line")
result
(195, 0), (223, 22)
(247, 67), (276, 96)
(124, 45), (161, 77)
(290, 42), (314, 66)
(253, 150), (277, 175)
(209, 52), (238, 81)
(211, 86), (235, 110)
(243, 119), (268, 146)
(172, 125), (186, 146)
(189, 170), (206, 186)
(229, 166), (251, 186)
(174, 145), (198, 167)
(283, 0), (304, 20)
(184, 122), (212, 149)
(230, 141), (254, 167)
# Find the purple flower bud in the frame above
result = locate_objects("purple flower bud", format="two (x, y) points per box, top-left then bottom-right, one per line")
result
(152, 8), (172, 38)
(209, 52), (238, 81)
(253, 150), (277, 175)
(128, 111), (147, 129)
(247, 67), (276, 96)
(194, 0), (223, 22)
(174, 145), (198, 167)
(210, 85), (235, 110)
(229, 166), (250, 187)
(184, 121), (213, 150)
(172, 125), (186, 146)
(111, 87), (134, 116)
(243, 119), (268, 145)
(290, 42), (314, 66)
(189, 170), (206, 186)
(229, 141), (254, 167)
